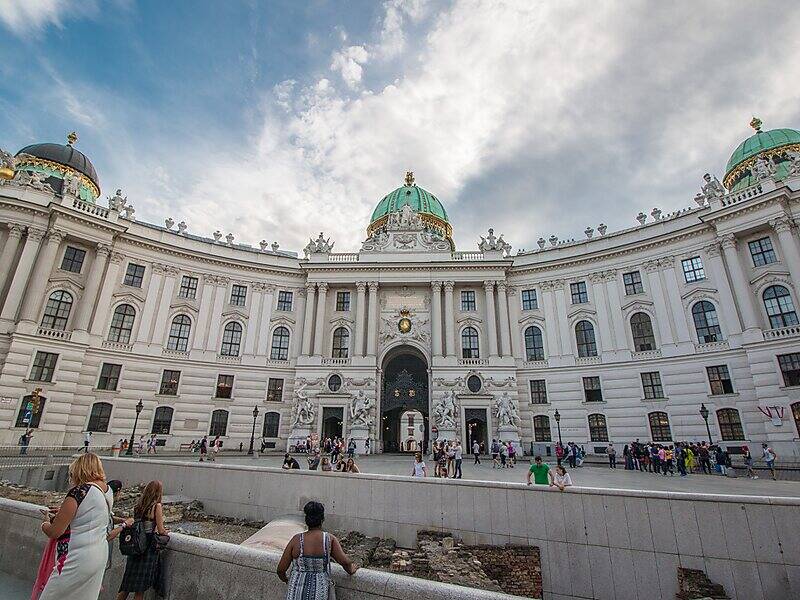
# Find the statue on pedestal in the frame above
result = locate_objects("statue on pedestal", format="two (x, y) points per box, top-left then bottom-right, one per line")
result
(494, 392), (520, 429)
(433, 390), (458, 429)
(349, 390), (374, 428)
(291, 382), (315, 427)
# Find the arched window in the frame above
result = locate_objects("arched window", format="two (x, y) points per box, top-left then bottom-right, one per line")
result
(575, 320), (597, 357)
(630, 312), (656, 352)
(461, 327), (480, 359)
(716, 408), (744, 441)
(151, 406), (173, 434)
(41, 291), (73, 330)
(210, 409), (229, 436)
(15, 394), (46, 428)
(220, 322), (243, 356)
(87, 402), (112, 432)
(588, 413), (608, 442)
(332, 327), (349, 358)
(792, 402), (800, 436)
(108, 304), (136, 343)
(533, 415), (551, 442)
(270, 326), (290, 360)
(262, 412), (280, 438)
(692, 301), (721, 344)
(167, 315), (191, 351)
(763, 285), (799, 329)
(648, 411), (672, 442)
(524, 326), (545, 361)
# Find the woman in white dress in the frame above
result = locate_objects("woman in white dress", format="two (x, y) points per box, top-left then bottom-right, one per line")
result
(39, 453), (116, 600)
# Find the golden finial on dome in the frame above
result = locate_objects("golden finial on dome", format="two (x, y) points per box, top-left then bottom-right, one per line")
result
(404, 170), (415, 186)
(750, 117), (763, 133)
(67, 131), (78, 145)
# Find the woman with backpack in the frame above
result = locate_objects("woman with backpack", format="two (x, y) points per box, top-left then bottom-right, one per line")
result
(117, 480), (169, 600)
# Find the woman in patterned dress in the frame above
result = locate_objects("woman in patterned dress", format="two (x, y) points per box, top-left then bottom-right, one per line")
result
(277, 501), (358, 599)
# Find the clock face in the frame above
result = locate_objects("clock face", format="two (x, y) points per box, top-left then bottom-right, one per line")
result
(398, 317), (412, 333)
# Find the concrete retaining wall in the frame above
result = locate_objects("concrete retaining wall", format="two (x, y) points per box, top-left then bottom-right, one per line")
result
(101, 457), (800, 600)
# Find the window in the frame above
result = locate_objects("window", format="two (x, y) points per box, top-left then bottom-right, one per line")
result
(123, 263), (146, 287)
(15, 394), (46, 428)
(41, 291), (73, 330)
(623, 271), (644, 295)
(533, 415), (552, 442)
(793, 402), (800, 436)
(152, 406), (173, 434)
(521, 289), (538, 310)
(524, 326), (545, 361)
(178, 275), (198, 299)
(749, 237), (777, 267)
(461, 290), (476, 311)
(461, 327), (480, 358)
(230, 284), (247, 306)
(267, 378), (284, 402)
(570, 281), (588, 304)
(60, 246), (86, 273)
(648, 412), (672, 442)
(87, 402), (112, 432)
(763, 285), (798, 329)
(692, 301), (722, 343)
(220, 322), (243, 356)
(716, 408), (744, 441)
(108, 304), (135, 343)
(328, 374), (343, 392)
(167, 315), (191, 351)
(332, 327), (349, 358)
(209, 410), (229, 436)
(583, 376), (603, 402)
(30, 351), (58, 382)
(97, 363), (122, 391)
(277, 290), (293, 311)
(263, 412), (280, 438)
(270, 326), (290, 360)
(159, 370), (181, 395)
(575, 320), (597, 357)
(529, 379), (547, 404)
(778, 353), (800, 387)
(707, 365), (734, 395)
(588, 414), (609, 442)
(641, 372), (665, 399)
(631, 312), (656, 351)
(215, 374), (234, 398)
(336, 291), (350, 311)
(681, 256), (705, 283)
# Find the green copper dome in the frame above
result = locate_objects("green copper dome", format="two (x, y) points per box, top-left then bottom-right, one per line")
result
(724, 119), (800, 191)
(368, 172), (452, 239)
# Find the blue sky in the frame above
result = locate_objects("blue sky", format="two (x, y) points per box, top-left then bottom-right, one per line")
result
(2, 1), (800, 252)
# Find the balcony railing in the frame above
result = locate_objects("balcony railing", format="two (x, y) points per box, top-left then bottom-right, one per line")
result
(457, 358), (489, 366)
(720, 183), (763, 207)
(524, 359), (549, 369)
(451, 251), (484, 261)
(631, 349), (662, 360)
(695, 340), (730, 353)
(37, 327), (71, 341)
(71, 198), (110, 219)
(763, 325), (800, 340)
(217, 354), (242, 364)
(162, 348), (190, 357)
(321, 357), (351, 366)
(102, 340), (133, 352)
(575, 356), (601, 365)
(327, 253), (360, 262)
(265, 358), (290, 366)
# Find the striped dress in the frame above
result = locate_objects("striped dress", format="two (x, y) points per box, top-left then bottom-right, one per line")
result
(285, 532), (332, 600)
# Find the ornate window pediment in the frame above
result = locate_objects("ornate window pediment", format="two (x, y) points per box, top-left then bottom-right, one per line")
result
(169, 300), (200, 315)
(517, 313), (546, 326)
(329, 316), (354, 327)
(567, 306), (597, 323)
(46, 278), (84, 296)
(221, 307), (249, 321)
(680, 286), (718, 303)
(270, 315), (296, 326)
(456, 315), (483, 327)
(620, 298), (654, 313)
(750, 269), (792, 292)
(112, 289), (146, 304)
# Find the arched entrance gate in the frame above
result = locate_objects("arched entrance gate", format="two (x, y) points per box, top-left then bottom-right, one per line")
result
(380, 348), (429, 453)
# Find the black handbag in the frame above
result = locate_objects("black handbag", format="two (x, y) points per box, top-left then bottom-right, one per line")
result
(119, 521), (150, 556)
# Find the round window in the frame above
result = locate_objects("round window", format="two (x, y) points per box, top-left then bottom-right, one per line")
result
(328, 374), (342, 392)
(467, 375), (482, 393)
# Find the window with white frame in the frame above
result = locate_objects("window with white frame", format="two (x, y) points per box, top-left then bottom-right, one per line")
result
(763, 285), (798, 329)
(97, 363), (122, 391)
(41, 291), (73, 330)
(30, 351), (58, 382)
(60, 246), (86, 273)
(630, 312), (656, 351)
(461, 290), (476, 311)
(87, 402), (112, 432)
(778, 353), (800, 387)
(123, 263), (146, 287)
(220, 322), (242, 356)
(461, 327), (480, 358)
(641, 371), (664, 399)
(716, 408), (744, 441)
(681, 256), (705, 283)
(332, 327), (349, 358)
(648, 411), (672, 442)
(521, 289), (538, 310)
(230, 284), (247, 307)
(707, 365), (734, 395)
(575, 320), (597, 357)
(583, 376), (603, 402)
(178, 275), (198, 299)
(524, 326), (545, 361)
(692, 301), (721, 343)
(270, 326), (290, 360)
(108, 304), (135, 343)
(623, 271), (644, 295)
(166, 315), (191, 351)
(529, 379), (547, 404)
(748, 237), (777, 267)
(570, 281), (588, 304)
(276, 290), (293, 311)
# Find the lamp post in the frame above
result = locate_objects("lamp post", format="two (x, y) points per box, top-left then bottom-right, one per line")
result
(554, 409), (562, 445)
(248, 405), (259, 456)
(699, 403), (712, 443)
(126, 399), (144, 456)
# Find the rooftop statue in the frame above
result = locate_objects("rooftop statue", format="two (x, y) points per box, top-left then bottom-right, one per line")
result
(752, 156), (777, 181)
(478, 228), (512, 254)
(62, 172), (80, 197)
(10, 169), (54, 193)
(696, 173), (726, 205)
(304, 231), (334, 256)
(787, 149), (800, 177)
(108, 189), (127, 211)
(0, 147), (15, 180)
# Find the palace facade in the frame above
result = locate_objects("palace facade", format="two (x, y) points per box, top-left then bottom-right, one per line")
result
(2, 122), (800, 456)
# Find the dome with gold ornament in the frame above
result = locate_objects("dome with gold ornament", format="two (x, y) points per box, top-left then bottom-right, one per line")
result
(724, 118), (800, 192)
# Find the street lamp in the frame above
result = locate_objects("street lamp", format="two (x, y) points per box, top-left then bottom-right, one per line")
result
(554, 409), (562, 445)
(699, 403), (712, 443)
(125, 399), (144, 456)
(248, 405), (259, 456)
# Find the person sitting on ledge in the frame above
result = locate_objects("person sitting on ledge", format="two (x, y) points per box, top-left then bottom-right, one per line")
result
(282, 453), (300, 470)
(343, 458), (360, 473)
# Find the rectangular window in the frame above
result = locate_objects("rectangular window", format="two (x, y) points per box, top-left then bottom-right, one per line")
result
(210, 410), (229, 437)
(30, 351), (58, 382)
(529, 379), (548, 404)
(521, 289), (538, 310)
(267, 378), (284, 402)
(178, 275), (198, 299)
(16, 394), (46, 428)
(87, 403), (112, 433)
(707, 365), (734, 395)
(583, 376), (603, 402)
(777, 353), (800, 387)
(336, 291), (351, 311)
(97, 363), (122, 391)
(461, 290), (476, 311)
(641, 371), (665, 399)
(60, 246), (86, 273)
(623, 271), (644, 295)
(748, 237), (777, 267)
(215, 374), (234, 399)
(277, 290), (293, 311)
(570, 281), (588, 304)
(230, 284), (247, 306)
(681, 256), (705, 283)
(159, 370), (181, 395)
(123, 263), (146, 287)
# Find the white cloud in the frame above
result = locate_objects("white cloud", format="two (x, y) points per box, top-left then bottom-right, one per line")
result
(0, 0), (94, 36)
(330, 45), (369, 90)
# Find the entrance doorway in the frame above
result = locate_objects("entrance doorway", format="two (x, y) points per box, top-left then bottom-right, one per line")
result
(381, 349), (429, 453)
(321, 407), (344, 440)
(464, 408), (488, 454)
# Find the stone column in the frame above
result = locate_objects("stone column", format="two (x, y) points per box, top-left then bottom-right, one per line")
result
(72, 243), (112, 332)
(507, 286), (522, 358)
(430, 281), (443, 357)
(258, 284), (276, 356)
(244, 284), (262, 356)
(192, 274), (216, 349)
(366, 281), (379, 356)
(136, 265), (163, 343)
(484, 281), (499, 356)
(0, 223), (24, 288)
(496, 282), (511, 357)
(205, 276), (228, 352)
(89, 252), (125, 336)
(151, 267), (179, 345)
(20, 228), (64, 322)
(301, 283), (316, 356)
(603, 271), (627, 350)
(312, 282), (329, 356)
(643, 260), (676, 345)
(588, 272), (613, 351)
(772, 217), (800, 289)
(661, 258), (693, 343)
(704, 242), (743, 336)
(354, 282), (367, 357)
(541, 281), (561, 356)
(719, 235), (759, 332)
(443, 281), (455, 356)
(0, 227), (45, 322)
(553, 281), (571, 354)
